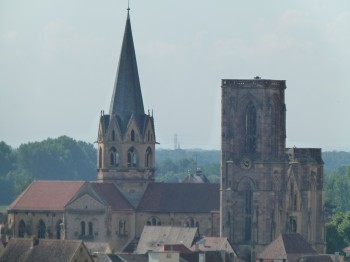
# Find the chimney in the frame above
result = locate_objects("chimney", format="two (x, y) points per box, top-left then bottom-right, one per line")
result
(195, 242), (199, 252)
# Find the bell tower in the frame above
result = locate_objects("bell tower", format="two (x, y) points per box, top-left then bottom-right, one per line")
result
(220, 78), (288, 259)
(220, 78), (325, 259)
(97, 9), (156, 205)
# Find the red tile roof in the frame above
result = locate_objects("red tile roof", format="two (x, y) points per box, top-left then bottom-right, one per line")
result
(137, 183), (219, 213)
(9, 181), (85, 211)
(90, 182), (134, 211)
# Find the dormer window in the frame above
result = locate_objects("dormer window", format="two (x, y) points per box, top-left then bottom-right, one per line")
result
(145, 147), (152, 168)
(131, 130), (135, 142)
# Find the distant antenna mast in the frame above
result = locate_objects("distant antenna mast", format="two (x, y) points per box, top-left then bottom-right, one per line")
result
(174, 134), (178, 150)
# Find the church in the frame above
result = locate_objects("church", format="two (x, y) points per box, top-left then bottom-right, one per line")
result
(5, 8), (325, 260)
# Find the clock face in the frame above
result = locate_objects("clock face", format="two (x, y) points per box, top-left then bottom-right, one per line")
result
(240, 157), (252, 169)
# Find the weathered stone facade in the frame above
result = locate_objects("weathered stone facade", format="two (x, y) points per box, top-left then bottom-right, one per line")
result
(220, 78), (325, 260)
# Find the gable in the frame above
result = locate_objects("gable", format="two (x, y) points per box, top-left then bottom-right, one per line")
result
(65, 193), (106, 211)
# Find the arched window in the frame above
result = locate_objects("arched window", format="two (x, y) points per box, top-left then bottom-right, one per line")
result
(290, 217), (297, 233)
(244, 101), (257, 154)
(18, 220), (26, 238)
(227, 211), (232, 241)
(119, 220), (126, 236)
(244, 188), (253, 241)
(98, 147), (102, 168)
(56, 220), (62, 239)
(131, 130), (135, 142)
(127, 148), (137, 168)
(147, 217), (161, 226)
(88, 222), (93, 237)
(81, 221), (86, 236)
(147, 131), (151, 142)
(37, 220), (46, 239)
(112, 130), (115, 141)
(145, 148), (152, 168)
(109, 147), (119, 167)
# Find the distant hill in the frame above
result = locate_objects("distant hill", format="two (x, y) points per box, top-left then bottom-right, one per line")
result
(322, 151), (350, 173)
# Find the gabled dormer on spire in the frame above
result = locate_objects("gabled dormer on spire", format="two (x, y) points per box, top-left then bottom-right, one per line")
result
(109, 11), (144, 130)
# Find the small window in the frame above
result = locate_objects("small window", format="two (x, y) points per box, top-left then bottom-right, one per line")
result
(88, 222), (93, 237)
(131, 130), (135, 141)
(147, 217), (161, 226)
(81, 221), (86, 236)
(127, 148), (137, 168)
(112, 130), (115, 141)
(18, 220), (26, 238)
(38, 220), (46, 239)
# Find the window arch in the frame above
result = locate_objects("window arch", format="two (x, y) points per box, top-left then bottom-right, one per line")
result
(88, 222), (93, 237)
(112, 130), (115, 141)
(109, 147), (119, 167)
(244, 187), (253, 241)
(145, 147), (152, 168)
(81, 221), (86, 236)
(183, 217), (198, 228)
(98, 147), (102, 168)
(119, 220), (126, 236)
(147, 217), (161, 226)
(131, 130), (135, 142)
(127, 147), (137, 168)
(147, 130), (151, 142)
(290, 217), (297, 233)
(244, 101), (257, 154)
(37, 220), (46, 239)
(18, 220), (26, 238)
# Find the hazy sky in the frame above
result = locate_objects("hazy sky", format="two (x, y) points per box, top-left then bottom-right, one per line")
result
(1, 0), (349, 150)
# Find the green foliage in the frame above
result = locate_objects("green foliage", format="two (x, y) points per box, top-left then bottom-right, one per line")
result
(323, 151), (350, 173)
(0, 141), (14, 178)
(0, 136), (96, 205)
(155, 149), (220, 183)
(325, 167), (350, 212)
(15, 136), (96, 180)
(326, 212), (350, 253)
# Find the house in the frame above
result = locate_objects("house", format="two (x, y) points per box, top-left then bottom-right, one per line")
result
(95, 253), (148, 262)
(135, 226), (199, 254)
(0, 238), (93, 262)
(7, 181), (84, 239)
(256, 233), (319, 262)
(191, 237), (237, 257)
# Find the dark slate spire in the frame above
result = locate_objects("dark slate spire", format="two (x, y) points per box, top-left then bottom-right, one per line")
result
(109, 10), (145, 125)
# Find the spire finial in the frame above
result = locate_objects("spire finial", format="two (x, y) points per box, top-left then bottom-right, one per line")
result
(127, 0), (130, 11)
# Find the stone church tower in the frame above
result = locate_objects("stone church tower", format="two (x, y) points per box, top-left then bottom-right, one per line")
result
(97, 10), (156, 206)
(220, 78), (325, 260)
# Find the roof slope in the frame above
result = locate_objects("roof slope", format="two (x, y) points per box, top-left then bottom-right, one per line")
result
(257, 233), (318, 262)
(137, 183), (219, 213)
(296, 255), (334, 262)
(9, 181), (85, 211)
(0, 238), (90, 262)
(191, 237), (236, 256)
(90, 182), (134, 211)
(136, 226), (198, 254)
(109, 10), (144, 128)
